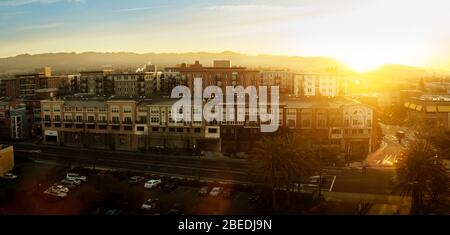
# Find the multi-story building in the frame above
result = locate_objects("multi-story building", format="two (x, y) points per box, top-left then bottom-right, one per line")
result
(0, 98), (33, 140)
(405, 95), (450, 130)
(293, 73), (348, 97)
(260, 69), (294, 94)
(79, 70), (114, 95)
(0, 98), (23, 140)
(220, 97), (376, 162)
(108, 72), (159, 97)
(9, 104), (32, 140)
(166, 60), (260, 92)
(0, 77), (20, 97)
(40, 95), (221, 151)
(159, 71), (186, 93)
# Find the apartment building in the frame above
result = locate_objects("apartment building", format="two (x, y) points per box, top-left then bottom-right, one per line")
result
(40, 95), (221, 151)
(108, 72), (160, 97)
(220, 97), (375, 162)
(79, 70), (114, 95)
(166, 60), (260, 92)
(260, 70), (294, 94)
(293, 73), (348, 97)
(405, 95), (450, 130)
(0, 98), (33, 140)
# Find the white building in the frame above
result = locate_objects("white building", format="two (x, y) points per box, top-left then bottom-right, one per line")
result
(294, 73), (347, 97)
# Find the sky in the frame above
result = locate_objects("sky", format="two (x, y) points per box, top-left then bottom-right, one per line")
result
(0, 0), (449, 71)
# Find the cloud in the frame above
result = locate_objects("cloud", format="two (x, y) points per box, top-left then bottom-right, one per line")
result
(16, 22), (64, 31)
(205, 4), (302, 11)
(0, 11), (25, 18)
(0, 0), (83, 6)
(112, 6), (169, 13)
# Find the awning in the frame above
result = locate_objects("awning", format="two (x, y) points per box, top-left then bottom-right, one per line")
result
(415, 105), (423, 111)
(404, 102), (410, 108)
(409, 104), (417, 110)
(426, 106), (437, 113)
(437, 106), (450, 112)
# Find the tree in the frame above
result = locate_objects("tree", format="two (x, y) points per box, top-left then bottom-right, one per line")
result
(392, 139), (448, 214)
(249, 132), (318, 211)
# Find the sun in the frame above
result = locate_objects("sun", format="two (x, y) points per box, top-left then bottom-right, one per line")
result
(337, 55), (386, 73)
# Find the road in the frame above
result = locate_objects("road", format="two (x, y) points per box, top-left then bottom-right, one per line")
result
(366, 124), (410, 167)
(11, 143), (250, 184)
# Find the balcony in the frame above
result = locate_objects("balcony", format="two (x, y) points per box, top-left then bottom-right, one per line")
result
(110, 120), (120, 125)
(122, 120), (133, 126)
(97, 120), (108, 125)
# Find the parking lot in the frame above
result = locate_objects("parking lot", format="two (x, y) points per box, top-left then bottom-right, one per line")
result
(1, 160), (344, 215)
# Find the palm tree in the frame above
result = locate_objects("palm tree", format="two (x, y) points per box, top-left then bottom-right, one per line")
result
(250, 132), (318, 211)
(250, 135), (283, 211)
(392, 139), (448, 214)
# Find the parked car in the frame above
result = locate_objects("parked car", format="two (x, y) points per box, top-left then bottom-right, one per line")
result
(44, 189), (67, 198)
(198, 186), (209, 196)
(61, 178), (81, 185)
(49, 185), (69, 193)
(66, 173), (87, 182)
(222, 188), (235, 199)
(103, 209), (123, 215)
(0, 173), (18, 180)
(141, 198), (159, 211)
(162, 182), (177, 192)
(167, 204), (184, 215)
(56, 182), (76, 189)
(144, 179), (162, 189)
(128, 176), (145, 185)
(209, 187), (224, 197)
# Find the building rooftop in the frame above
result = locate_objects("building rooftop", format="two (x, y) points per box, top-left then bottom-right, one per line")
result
(410, 95), (450, 102)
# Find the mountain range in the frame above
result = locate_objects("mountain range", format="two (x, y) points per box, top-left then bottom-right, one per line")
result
(0, 51), (351, 75)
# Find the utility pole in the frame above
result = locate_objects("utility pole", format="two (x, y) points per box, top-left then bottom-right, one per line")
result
(318, 146), (322, 198)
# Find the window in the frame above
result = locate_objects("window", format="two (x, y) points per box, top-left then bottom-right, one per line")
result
(123, 106), (132, 113)
(52, 106), (60, 112)
(76, 116), (83, 122)
(318, 119), (325, 128)
(352, 129), (357, 134)
(43, 105), (50, 112)
(137, 126), (145, 131)
(177, 128), (183, 133)
(169, 128), (175, 132)
(331, 129), (341, 134)
(344, 120), (349, 126)
(87, 116), (95, 123)
(112, 116), (120, 123)
(208, 128), (217, 133)
(358, 129), (363, 134)
(288, 119), (296, 127)
(151, 117), (159, 123)
(302, 119), (310, 128)
(138, 116), (147, 123)
(123, 117), (132, 124)
(64, 115), (72, 121)
(99, 107), (107, 112)
(111, 107), (119, 113)
(194, 128), (201, 133)
(152, 127), (159, 132)
(367, 120), (372, 126)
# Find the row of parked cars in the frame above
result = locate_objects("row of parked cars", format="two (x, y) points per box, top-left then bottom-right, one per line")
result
(43, 173), (87, 199)
(198, 186), (235, 199)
